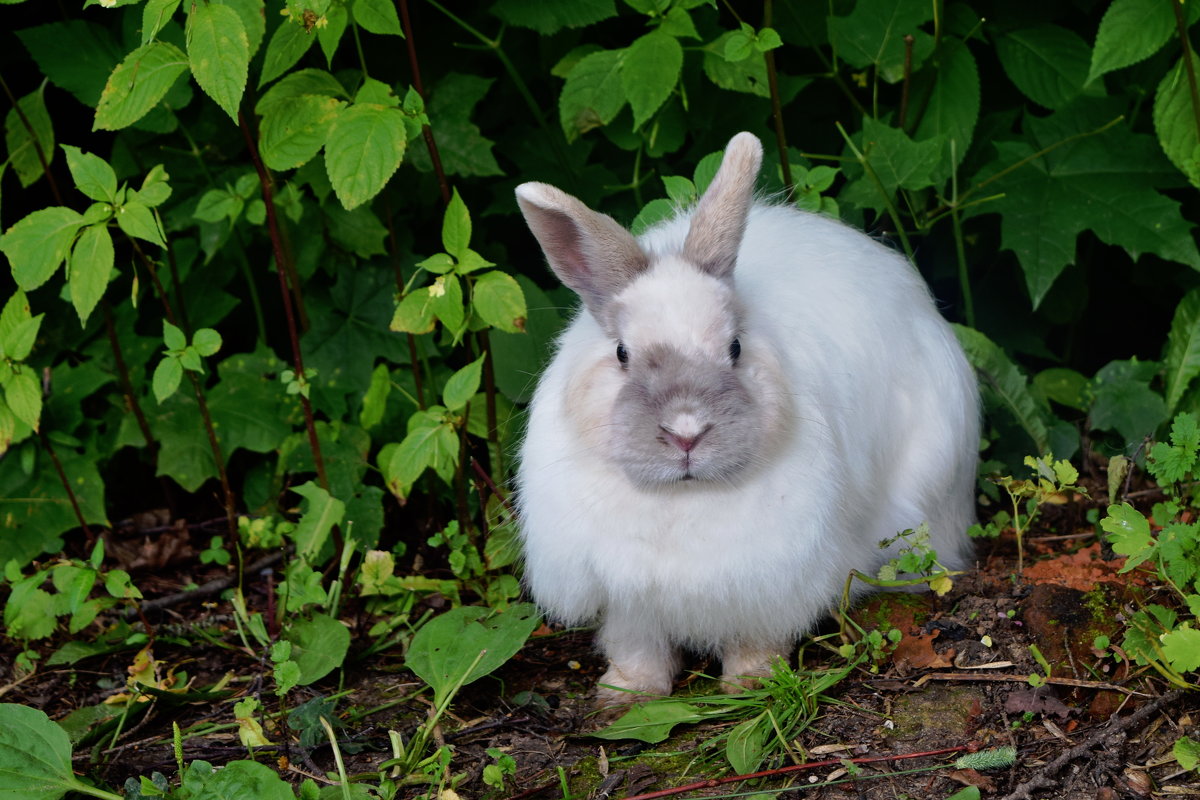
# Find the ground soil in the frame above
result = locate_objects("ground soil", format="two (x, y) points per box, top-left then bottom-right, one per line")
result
(3, 492), (1199, 800)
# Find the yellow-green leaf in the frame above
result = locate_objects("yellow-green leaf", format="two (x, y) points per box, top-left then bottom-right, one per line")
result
(94, 42), (189, 131)
(323, 104), (406, 209)
(187, 1), (250, 122)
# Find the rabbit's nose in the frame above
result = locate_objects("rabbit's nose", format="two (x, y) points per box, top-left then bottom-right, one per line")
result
(660, 421), (711, 453)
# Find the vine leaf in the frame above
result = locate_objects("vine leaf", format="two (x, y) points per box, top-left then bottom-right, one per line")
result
(186, 1), (250, 123)
(94, 42), (189, 131)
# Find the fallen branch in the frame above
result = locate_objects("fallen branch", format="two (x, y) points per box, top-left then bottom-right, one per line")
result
(914, 671), (1149, 696)
(120, 551), (285, 619)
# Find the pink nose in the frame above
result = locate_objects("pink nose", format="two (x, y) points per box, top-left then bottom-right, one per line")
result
(665, 431), (698, 452)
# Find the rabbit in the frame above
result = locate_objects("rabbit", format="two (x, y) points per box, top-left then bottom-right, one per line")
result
(513, 132), (979, 707)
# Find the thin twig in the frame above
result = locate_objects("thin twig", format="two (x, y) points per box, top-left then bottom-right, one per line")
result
(1170, 0), (1200, 147)
(121, 550), (286, 618)
(914, 671), (1148, 696)
(762, 0), (792, 192)
(399, 0), (451, 206)
(0, 75), (64, 205)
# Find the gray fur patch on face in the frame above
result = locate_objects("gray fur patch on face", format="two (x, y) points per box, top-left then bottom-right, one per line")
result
(608, 341), (763, 486)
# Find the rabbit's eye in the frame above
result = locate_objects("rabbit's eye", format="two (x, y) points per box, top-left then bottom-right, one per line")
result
(616, 342), (629, 364)
(730, 338), (741, 362)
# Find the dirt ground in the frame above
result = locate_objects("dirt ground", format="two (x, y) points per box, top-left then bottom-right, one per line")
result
(4, 495), (1200, 800)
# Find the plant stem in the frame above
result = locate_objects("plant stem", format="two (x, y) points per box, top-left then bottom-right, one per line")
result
(949, 141), (975, 326)
(38, 426), (94, 543)
(835, 122), (915, 262)
(0, 75), (65, 204)
(237, 112), (335, 532)
(401, 0), (451, 206)
(1171, 0), (1200, 146)
(762, 0), (793, 192)
(899, 34), (914, 130)
(103, 303), (156, 454)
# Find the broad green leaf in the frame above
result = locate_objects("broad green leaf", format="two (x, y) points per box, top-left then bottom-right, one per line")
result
(725, 713), (768, 774)
(194, 759), (296, 799)
(255, 68), (347, 115)
(153, 357), (183, 403)
(3, 317), (41, 363)
(0, 703), (83, 800)
(591, 700), (707, 743)
(703, 31), (770, 97)
(384, 419), (457, 494)
(559, 49), (626, 141)
(1033, 367), (1090, 411)
(285, 613), (351, 684)
(827, 0), (935, 83)
(443, 355), (485, 412)
(192, 328), (222, 357)
(142, 0), (181, 45)
(622, 31), (682, 129)
(259, 94), (344, 171)
(17, 21), (123, 108)
(858, 117), (943, 195)
(324, 204), (387, 257)
(1100, 502), (1155, 571)
(405, 603), (541, 706)
(1090, 359), (1168, 445)
(1161, 627), (1200, 673)
(390, 287), (436, 334)
(207, 351), (293, 455)
(259, 16), (316, 88)
(995, 25), (1091, 109)
(491, 0), (616, 34)
(116, 200), (165, 247)
(94, 42), (189, 131)
(193, 188), (243, 223)
(318, 2), (348, 64)
(68, 224), (114, 326)
(323, 104), (407, 209)
(359, 363), (390, 429)
(405, 73), (502, 177)
(429, 273), (465, 335)
(911, 37), (979, 172)
(1176, 736), (1200, 771)
(61, 145), (117, 203)
(4, 86), (54, 189)
(4, 371), (41, 431)
(1166, 289), (1200, 414)
(473, 270), (527, 333)
(1, 206), (85, 291)
(1088, 0), (1189, 84)
(1154, 52), (1200, 188)
(953, 324), (1049, 453)
(291, 480), (345, 564)
(0, 450), (108, 565)
(353, 0), (402, 36)
(187, 1), (250, 122)
(135, 164), (172, 207)
(442, 188), (471, 258)
(218, 0), (267, 57)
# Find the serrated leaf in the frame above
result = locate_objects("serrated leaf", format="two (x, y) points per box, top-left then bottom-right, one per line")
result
(68, 225), (114, 326)
(317, 2), (347, 65)
(218, 0), (267, 57)
(1100, 502), (1156, 571)
(429, 274), (465, 335)
(1166, 289), (1200, 414)
(187, 1), (250, 122)
(255, 68), (346, 115)
(163, 320), (186, 351)
(442, 188), (471, 258)
(193, 188), (242, 223)
(1, 206), (85, 291)
(259, 16), (316, 88)
(911, 37), (979, 172)
(1161, 627), (1200, 673)
(1154, 52), (1200, 188)
(443, 355), (485, 412)
(323, 104), (407, 210)
(1088, 0), (1183, 84)
(828, 0), (935, 83)
(473, 270), (526, 333)
(405, 73), (503, 177)
(385, 419), (457, 491)
(995, 25), (1090, 110)
(4, 86), (54, 189)
(703, 31), (770, 97)
(116, 201), (164, 247)
(142, 0), (180, 45)
(94, 42), (189, 131)
(1175, 736), (1200, 771)
(622, 31), (681, 128)
(559, 48), (626, 141)
(61, 145), (117, 203)
(490, 0), (617, 34)
(291, 480), (345, 563)
(858, 117), (943, 195)
(390, 287), (435, 333)
(953, 324), (1049, 453)
(353, 0), (403, 36)
(260, 94), (344, 171)
(3, 318), (42, 364)
(153, 357), (183, 403)
(4, 371), (41, 431)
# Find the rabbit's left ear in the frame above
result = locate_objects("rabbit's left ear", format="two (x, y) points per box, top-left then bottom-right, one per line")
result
(682, 132), (762, 279)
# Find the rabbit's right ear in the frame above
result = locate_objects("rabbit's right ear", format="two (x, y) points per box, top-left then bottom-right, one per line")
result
(516, 183), (647, 314)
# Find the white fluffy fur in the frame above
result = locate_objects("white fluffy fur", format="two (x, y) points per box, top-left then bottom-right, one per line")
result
(515, 135), (979, 698)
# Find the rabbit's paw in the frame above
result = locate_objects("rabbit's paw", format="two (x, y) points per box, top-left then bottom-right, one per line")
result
(719, 643), (788, 693)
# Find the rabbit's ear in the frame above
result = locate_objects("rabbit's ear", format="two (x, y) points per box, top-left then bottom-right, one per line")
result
(682, 132), (763, 279)
(516, 182), (648, 313)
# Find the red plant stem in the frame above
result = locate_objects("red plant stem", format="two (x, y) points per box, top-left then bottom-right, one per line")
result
(399, 0), (451, 206)
(0, 72), (64, 206)
(103, 303), (156, 454)
(37, 427), (93, 544)
(619, 745), (969, 800)
(237, 113), (336, 517)
(1171, 0), (1200, 144)
(762, 0), (792, 192)
(470, 456), (514, 515)
(899, 34), (914, 129)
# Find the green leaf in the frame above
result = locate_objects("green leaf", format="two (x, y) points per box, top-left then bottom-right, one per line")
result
(995, 25), (1091, 109)
(4, 371), (41, 431)
(1154, 52), (1200, 188)
(404, 603), (540, 706)
(429, 274), (465, 335)
(192, 328), (222, 357)
(622, 31), (682, 129)
(0, 450), (108, 564)
(285, 613), (351, 684)
(259, 94), (344, 171)
(142, 0), (181, 45)
(68, 224), (114, 326)
(0, 703), (85, 800)
(443, 355), (485, 412)
(911, 37), (979, 172)
(490, 0), (617, 34)
(559, 48), (626, 141)
(390, 287), (436, 334)
(259, 16), (316, 88)
(291, 480), (345, 564)
(1100, 502), (1156, 571)
(858, 117), (943, 195)
(725, 713), (767, 774)
(318, 2), (348, 64)
(191, 759), (296, 799)
(323, 104), (407, 210)
(405, 73), (503, 178)
(591, 700), (707, 743)
(0, 291), (42, 363)
(4, 86), (54, 189)
(187, 1), (250, 122)
(359, 363), (390, 430)
(116, 201), (165, 247)
(952, 324), (1049, 453)
(94, 42), (189, 131)
(703, 31), (770, 97)
(207, 351), (293, 455)
(1175, 736), (1200, 771)
(442, 188), (471, 258)
(61, 145), (117, 204)
(1166, 289), (1200, 414)
(153, 357), (183, 403)
(135, 164), (173, 207)
(1, 206), (85, 291)
(1033, 367), (1090, 411)
(218, 0), (267, 57)
(353, 0), (403, 36)
(324, 205), (387, 258)
(827, 0), (935, 83)
(1090, 359), (1168, 445)
(17, 21), (123, 108)
(1161, 626), (1200, 673)
(255, 68), (346, 115)
(473, 270), (527, 333)
(1088, 0), (1182, 84)
(193, 188), (243, 223)
(384, 418), (457, 495)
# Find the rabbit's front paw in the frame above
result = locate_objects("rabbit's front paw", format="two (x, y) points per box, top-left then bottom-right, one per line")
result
(719, 643), (789, 693)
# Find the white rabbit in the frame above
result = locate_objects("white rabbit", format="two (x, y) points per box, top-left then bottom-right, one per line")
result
(514, 132), (978, 705)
